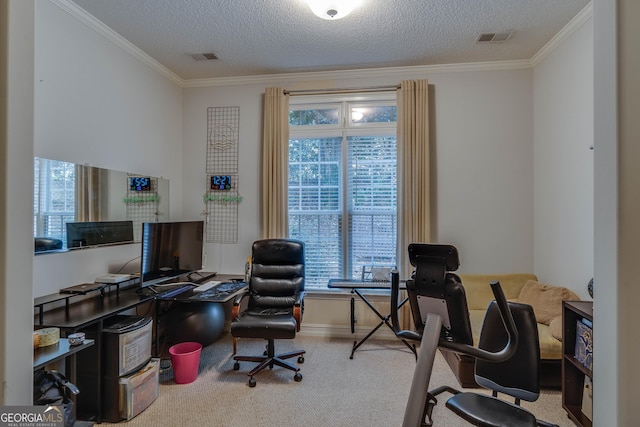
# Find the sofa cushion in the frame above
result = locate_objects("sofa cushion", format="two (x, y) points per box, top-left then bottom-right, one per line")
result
(537, 322), (562, 359)
(469, 308), (561, 360)
(548, 315), (563, 341)
(459, 274), (538, 310)
(517, 280), (580, 325)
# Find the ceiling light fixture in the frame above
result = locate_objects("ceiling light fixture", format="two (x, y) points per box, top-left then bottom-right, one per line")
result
(303, 0), (363, 20)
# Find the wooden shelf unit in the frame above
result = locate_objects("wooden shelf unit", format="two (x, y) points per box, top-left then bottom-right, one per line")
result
(562, 300), (593, 427)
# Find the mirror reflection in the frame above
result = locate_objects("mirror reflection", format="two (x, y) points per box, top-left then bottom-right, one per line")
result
(34, 157), (169, 253)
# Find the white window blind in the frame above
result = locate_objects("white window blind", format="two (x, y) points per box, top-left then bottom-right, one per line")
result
(33, 158), (75, 247)
(289, 136), (343, 284)
(288, 96), (397, 288)
(346, 135), (397, 279)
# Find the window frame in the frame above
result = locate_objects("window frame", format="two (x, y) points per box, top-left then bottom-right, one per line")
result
(288, 92), (398, 289)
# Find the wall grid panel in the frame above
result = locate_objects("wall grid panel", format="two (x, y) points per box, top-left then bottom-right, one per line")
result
(205, 107), (240, 243)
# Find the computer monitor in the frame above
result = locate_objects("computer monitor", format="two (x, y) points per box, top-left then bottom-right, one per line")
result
(66, 220), (134, 249)
(140, 220), (204, 288)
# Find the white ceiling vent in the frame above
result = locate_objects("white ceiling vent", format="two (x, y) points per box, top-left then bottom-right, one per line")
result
(476, 31), (513, 43)
(190, 53), (219, 60)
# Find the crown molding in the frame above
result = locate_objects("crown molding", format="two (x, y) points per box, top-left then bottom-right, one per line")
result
(55, 0), (590, 89)
(51, 0), (184, 87)
(182, 60), (533, 89)
(531, 1), (593, 66)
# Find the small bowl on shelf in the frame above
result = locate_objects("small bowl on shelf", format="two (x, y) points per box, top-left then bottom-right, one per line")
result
(67, 332), (85, 346)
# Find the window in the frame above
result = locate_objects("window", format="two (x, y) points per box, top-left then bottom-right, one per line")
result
(288, 95), (397, 288)
(34, 157), (75, 246)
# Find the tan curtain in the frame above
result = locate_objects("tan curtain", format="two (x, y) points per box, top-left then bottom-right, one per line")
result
(261, 87), (290, 238)
(75, 164), (102, 222)
(397, 80), (431, 274)
(397, 80), (430, 327)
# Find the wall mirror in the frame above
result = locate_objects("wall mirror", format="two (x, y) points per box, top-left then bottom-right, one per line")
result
(34, 157), (169, 253)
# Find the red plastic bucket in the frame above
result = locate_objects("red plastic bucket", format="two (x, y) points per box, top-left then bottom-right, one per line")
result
(169, 342), (202, 384)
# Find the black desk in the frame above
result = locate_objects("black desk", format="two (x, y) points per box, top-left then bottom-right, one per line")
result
(33, 274), (246, 421)
(34, 285), (154, 423)
(34, 287), (153, 330)
(328, 279), (416, 359)
(34, 338), (95, 375)
(153, 275), (247, 355)
(154, 274), (246, 303)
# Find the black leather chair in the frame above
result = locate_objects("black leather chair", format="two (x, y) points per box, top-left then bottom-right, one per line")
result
(230, 239), (306, 387)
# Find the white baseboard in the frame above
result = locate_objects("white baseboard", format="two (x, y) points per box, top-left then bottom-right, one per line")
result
(223, 322), (398, 341)
(299, 323), (397, 341)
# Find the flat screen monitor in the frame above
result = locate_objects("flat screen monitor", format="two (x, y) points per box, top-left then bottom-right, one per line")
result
(140, 220), (204, 288)
(66, 220), (134, 249)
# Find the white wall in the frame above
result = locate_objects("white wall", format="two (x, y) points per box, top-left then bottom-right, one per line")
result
(430, 70), (534, 275)
(32, 0), (184, 297)
(181, 83), (264, 275)
(183, 68), (535, 277)
(2, 0), (37, 405)
(594, 0), (640, 424)
(533, 17), (594, 299)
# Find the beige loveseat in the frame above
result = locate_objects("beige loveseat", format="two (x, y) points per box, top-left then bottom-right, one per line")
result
(439, 273), (580, 388)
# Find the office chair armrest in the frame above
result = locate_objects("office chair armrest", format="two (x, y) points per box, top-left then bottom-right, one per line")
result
(231, 290), (250, 320)
(294, 291), (306, 332)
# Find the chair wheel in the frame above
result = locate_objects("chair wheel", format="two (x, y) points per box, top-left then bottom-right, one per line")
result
(233, 362), (240, 370)
(248, 377), (256, 387)
(294, 372), (302, 382)
(297, 356), (304, 363)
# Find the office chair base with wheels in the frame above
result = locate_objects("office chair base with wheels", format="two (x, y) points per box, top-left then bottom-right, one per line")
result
(233, 339), (305, 387)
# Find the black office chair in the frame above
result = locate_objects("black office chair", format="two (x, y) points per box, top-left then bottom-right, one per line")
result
(230, 238), (306, 387)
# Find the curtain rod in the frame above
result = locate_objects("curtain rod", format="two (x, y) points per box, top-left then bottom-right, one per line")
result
(284, 85), (400, 96)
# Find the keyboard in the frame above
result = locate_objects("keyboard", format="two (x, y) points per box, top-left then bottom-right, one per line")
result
(189, 281), (247, 302)
(192, 271), (217, 283)
(328, 279), (393, 289)
(192, 281), (222, 293)
(158, 284), (193, 298)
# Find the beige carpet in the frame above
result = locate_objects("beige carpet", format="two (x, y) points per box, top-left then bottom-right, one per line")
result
(103, 333), (573, 427)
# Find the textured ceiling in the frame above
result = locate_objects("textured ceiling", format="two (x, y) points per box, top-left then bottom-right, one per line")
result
(69, 0), (590, 80)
